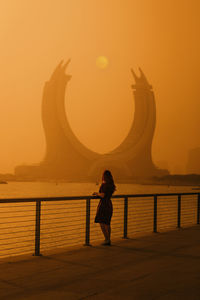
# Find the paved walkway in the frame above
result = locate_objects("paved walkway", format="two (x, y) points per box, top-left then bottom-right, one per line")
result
(0, 226), (200, 300)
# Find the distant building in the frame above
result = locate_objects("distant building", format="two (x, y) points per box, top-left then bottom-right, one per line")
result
(15, 62), (169, 182)
(171, 165), (185, 175)
(186, 147), (200, 174)
(155, 160), (169, 171)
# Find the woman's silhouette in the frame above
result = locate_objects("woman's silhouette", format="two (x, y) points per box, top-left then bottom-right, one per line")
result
(93, 170), (116, 245)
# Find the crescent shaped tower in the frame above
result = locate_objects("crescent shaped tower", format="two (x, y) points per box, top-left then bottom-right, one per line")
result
(15, 61), (168, 181)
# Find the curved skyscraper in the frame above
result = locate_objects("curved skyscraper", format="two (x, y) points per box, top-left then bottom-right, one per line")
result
(15, 61), (168, 181)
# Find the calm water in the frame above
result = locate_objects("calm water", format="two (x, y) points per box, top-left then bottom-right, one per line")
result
(0, 182), (198, 259)
(0, 181), (197, 198)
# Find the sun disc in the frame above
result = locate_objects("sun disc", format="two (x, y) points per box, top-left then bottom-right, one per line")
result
(96, 56), (108, 69)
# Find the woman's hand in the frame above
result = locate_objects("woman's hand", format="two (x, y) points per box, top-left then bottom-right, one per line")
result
(92, 192), (105, 198)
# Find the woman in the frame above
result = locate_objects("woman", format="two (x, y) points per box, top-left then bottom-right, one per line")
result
(93, 170), (116, 245)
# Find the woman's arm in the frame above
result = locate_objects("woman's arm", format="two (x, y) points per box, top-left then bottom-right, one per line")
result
(92, 192), (105, 198)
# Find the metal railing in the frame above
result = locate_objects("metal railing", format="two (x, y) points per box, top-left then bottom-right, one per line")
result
(0, 192), (199, 258)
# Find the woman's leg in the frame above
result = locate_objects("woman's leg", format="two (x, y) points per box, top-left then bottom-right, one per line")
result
(108, 224), (111, 240)
(100, 223), (108, 240)
(104, 224), (111, 241)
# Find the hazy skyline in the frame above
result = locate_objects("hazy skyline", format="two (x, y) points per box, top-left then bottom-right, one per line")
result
(0, 0), (199, 174)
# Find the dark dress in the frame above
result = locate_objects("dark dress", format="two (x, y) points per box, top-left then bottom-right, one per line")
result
(94, 183), (113, 225)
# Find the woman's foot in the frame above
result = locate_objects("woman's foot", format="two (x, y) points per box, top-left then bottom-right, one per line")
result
(101, 240), (111, 246)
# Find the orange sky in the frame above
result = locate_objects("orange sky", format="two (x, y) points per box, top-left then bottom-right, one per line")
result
(0, 0), (199, 174)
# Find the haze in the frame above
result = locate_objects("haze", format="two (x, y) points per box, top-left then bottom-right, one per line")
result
(0, 0), (199, 174)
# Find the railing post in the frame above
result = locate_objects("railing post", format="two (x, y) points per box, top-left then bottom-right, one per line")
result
(177, 194), (181, 228)
(84, 198), (91, 246)
(123, 197), (128, 239)
(34, 199), (41, 256)
(197, 194), (200, 225)
(153, 195), (157, 233)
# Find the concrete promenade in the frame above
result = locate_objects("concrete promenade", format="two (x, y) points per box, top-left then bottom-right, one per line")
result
(0, 226), (200, 300)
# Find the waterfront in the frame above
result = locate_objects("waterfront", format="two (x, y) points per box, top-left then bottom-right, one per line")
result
(0, 182), (199, 259)
(0, 181), (197, 199)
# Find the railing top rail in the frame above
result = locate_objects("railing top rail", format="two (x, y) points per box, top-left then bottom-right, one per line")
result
(0, 192), (199, 204)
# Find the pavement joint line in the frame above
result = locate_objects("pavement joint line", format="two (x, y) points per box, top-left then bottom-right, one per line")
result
(0, 255), (156, 297)
(77, 273), (153, 300)
(0, 278), (24, 290)
(151, 288), (177, 300)
(41, 256), (97, 269)
(1, 242), (199, 287)
(78, 291), (101, 300)
(0, 265), (76, 285)
(1, 247), (197, 296)
(114, 245), (200, 260)
(0, 228), (200, 299)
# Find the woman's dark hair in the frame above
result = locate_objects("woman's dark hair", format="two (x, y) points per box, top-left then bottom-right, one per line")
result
(102, 170), (116, 192)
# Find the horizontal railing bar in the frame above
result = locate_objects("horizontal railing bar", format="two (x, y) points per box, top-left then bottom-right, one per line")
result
(41, 238), (84, 244)
(0, 210), (35, 214)
(0, 205), (35, 209)
(41, 232), (85, 238)
(40, 243), (82, 251)
(157, 204), (177, 206)
(126, 226), (152, 229)
(41, 216), (83, 222)
(0, 244), (34, 252)
(41, 231), (85, 238)
(130, 211), (159, 214)
(0, 233), (34, 241)
(0, 251), (32, 258)
(41, 230), (85, 239)
(41, 240), (84, 246)
(0, 199), (37, 203)
(0, 192), (199, 203)
(128, 226), (153, 229)
(41, 225), (84, 231)
(112, 221), (123, 223)
(158, 206), (177, 208)
(41, 238), (83, 246)
(129, 216), (153, 219)
(128, 209), (154, 213)
(41, 224), (84, 230)
(42, 206), (85, 211)
(0, 251), (33, 258)
(158, 225), (178, 228)
(40, 242), (82, 249)
(0, 215), (35, 219)
(182, 220), (194, 225)
(42, 203), (85, 207)
(42, 210), (85, 215)
(128, 223), (153, 226)
(0, 225), (34, 231)
(0, 220), (35, 225)
(41, 225), (85, 232)
(158, 221), (177, 224)
(0, 229), (35, 235)
(0, 239), (34, 246)
(40, 220), (84, 226)
(131, 229), (152, 233)
(128, 222), (153, 226)
(158, 216), (177, 219)
(41, 214), (84, 219)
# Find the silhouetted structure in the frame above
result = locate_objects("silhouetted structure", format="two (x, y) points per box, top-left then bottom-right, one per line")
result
(186, 147), (200, 174)
(15, 60), (168, 181)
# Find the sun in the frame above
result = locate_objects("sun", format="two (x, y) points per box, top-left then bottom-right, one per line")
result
(96, 56), (109, 69)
